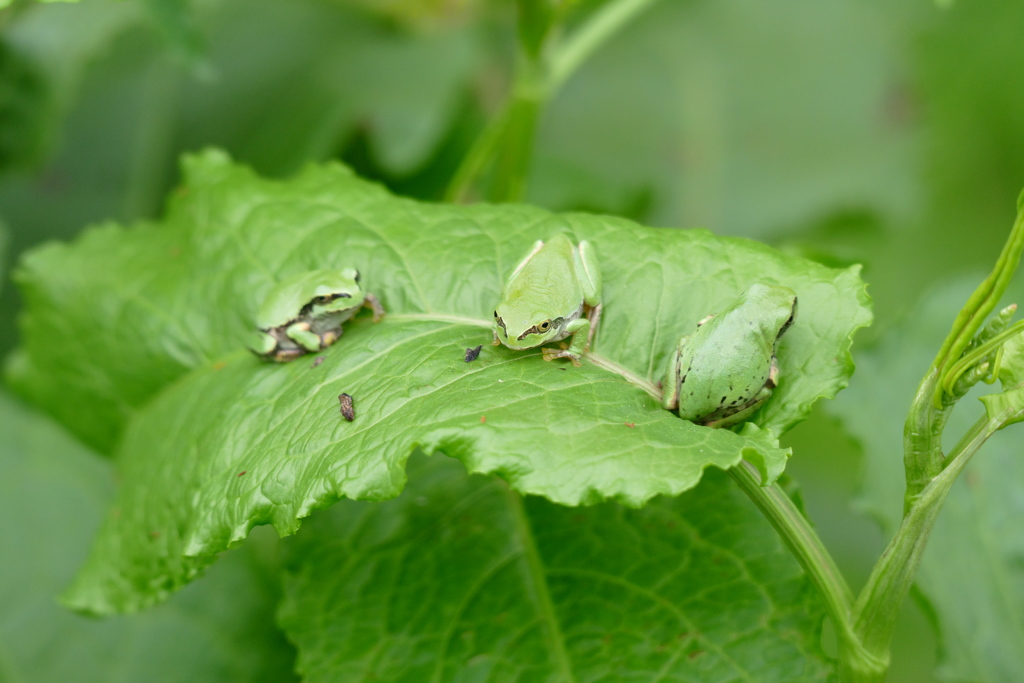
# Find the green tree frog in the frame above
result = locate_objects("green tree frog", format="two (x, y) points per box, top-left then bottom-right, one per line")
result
(249, 268), (385, 362)
(492, 234), (601, 366)
(663, 283), (797, 427)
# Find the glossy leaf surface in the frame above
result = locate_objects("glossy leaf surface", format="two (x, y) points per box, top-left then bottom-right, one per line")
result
(8, 151), (870, 613)
(279, 453), (835, 682)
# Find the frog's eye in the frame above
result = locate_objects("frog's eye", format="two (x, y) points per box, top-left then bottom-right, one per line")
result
(539, 320), (551, 331)
(313, 295), (332, 305)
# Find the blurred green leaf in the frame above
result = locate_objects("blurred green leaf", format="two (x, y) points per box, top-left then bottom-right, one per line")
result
(9, 151), (868, 612)
(0, 218), (7, 292)
(530, 0), (922, 238)
(177, 0), (478, 177)
(5, 0), (144, 104)
(917, 0), (1024, 240)
(279, 453), (835, 682)
(0, 390), (299, 683)
(0, 37), (50, 172)
(831, 278), (1024, 683)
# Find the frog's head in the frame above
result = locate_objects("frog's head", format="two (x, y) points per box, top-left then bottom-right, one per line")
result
(745, 283), (798, 339)
(256, 268), (365, 328)
(493, 302), (568, 350)
(304, 268), (365, 318)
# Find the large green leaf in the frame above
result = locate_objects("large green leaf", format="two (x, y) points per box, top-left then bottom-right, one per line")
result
(830, 278), (1024, 683)
(279, 453), (835, 682)
(0, 37), (51, 173)
(9, 151), (869, 613)
(0, 391), (298, 683)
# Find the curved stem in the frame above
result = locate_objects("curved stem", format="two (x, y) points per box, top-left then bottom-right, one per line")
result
(727, 461), (879, 675)
(548, 0), (661, 91)
(446, 0), (662, 202)
(851, 414), (995, 678)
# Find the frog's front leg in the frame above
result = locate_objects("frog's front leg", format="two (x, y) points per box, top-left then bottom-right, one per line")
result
(363, 293), (386, 322)
(250, 330), (279, 357)
(285, 321), (324, 353)
(541, 318), (590, 367)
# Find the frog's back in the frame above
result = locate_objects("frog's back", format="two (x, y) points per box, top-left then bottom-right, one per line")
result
(504, 235), (582, 313)
(676, 311), (778, 421)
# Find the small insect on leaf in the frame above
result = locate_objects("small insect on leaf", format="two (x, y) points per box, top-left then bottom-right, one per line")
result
(311, 356), (325, 368)
(480, 415), (486, 423)
(624, 422), (635, 428)
(338, 393), (355, 422)
(465, 345), (483, 362)
(237, 471), (247, 477)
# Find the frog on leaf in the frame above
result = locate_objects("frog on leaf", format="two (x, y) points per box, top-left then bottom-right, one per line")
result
(249, 268), (385, 363)
(492, 234), (601, 367)
(663, 283), (797, 428)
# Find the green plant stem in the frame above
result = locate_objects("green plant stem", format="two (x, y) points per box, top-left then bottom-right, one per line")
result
(728, 461), (881, 678)
(548, 0), (660, 91)
(905, 201), (1024, 503)
(444, 102), (513, 203)
(849, 414), (996, 682)
(902, 368), (951, 512)
(445, 0), (661, 202)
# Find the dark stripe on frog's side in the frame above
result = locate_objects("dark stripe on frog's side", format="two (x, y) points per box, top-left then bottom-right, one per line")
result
(297, 292), (352, 319)
(517, 316), (566, 341)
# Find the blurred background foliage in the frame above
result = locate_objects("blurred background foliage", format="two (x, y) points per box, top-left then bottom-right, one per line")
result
(2, 0), (1024, 680)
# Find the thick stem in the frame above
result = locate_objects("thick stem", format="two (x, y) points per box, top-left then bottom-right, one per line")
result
(902, 368), (951, 510)
(854, 415), (994, 670)
(728, 461), (882, 677)
(445, 0), (662, 202)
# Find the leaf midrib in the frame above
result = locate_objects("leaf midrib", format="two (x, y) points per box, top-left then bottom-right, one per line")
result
(506, 486), (576, 683)
(388, 313), (662, 399)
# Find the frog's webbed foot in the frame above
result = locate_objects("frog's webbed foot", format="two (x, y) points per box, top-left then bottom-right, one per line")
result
(271, 348), (305, 363)
(249, 330), (278, 357)
(364, 293), (386, 322)
(319, 329), (340, 348)
(542, 348), (582, 367)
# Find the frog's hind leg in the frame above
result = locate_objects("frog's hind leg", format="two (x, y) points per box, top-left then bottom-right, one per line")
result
(576, 241), (603, 349)
(585, 301), (598, 350)
(702, 384), (774, 429)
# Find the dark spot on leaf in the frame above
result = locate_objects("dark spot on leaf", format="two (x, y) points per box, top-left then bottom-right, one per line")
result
(237, 471), (247, 477)
(339, 393), (355, 421)
(465, 345), (483, 362)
